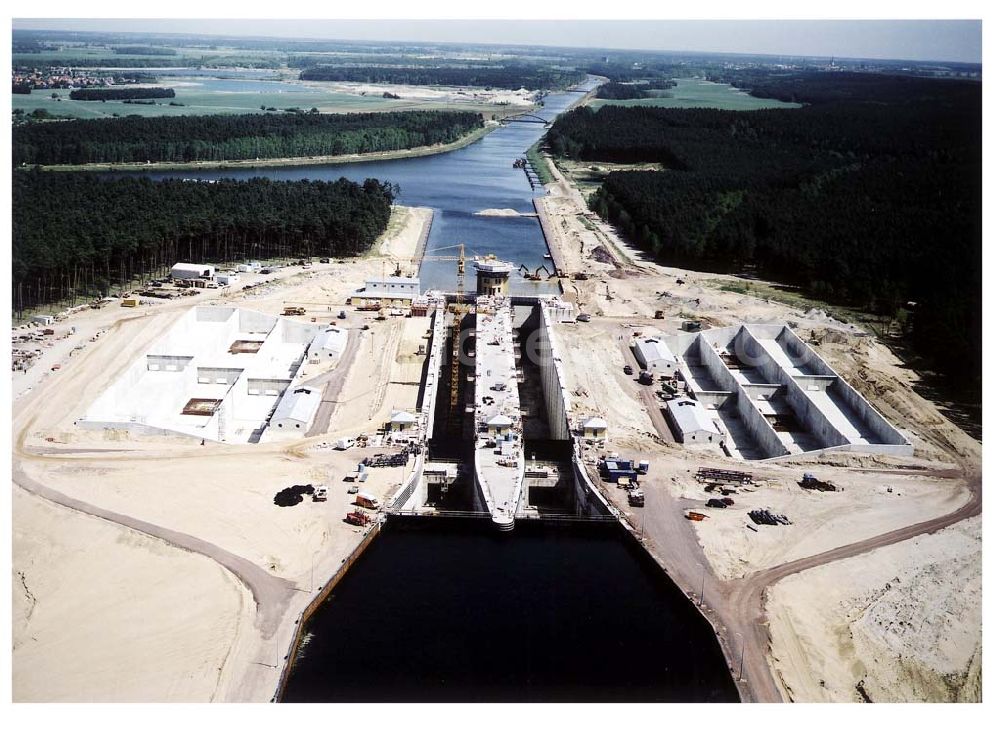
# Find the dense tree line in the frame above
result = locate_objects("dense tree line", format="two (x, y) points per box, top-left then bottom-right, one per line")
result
(12, 170), (395, 314)
(12, 83), (32, 94)
(11, 56), (203, 69)
(69, 87), (176, 101)
(593, 80), (677, 100)
(299, 64), (584, 90)
(707, 69), (981, 105)
(12, 110), (483, 166)
(548, 78), (981, 381)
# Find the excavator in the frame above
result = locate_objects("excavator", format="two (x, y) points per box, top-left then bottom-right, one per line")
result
(518, 263), (553, 281)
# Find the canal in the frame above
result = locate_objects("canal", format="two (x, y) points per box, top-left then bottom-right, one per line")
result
(136, 81), (600, 294)
(282, 518), (739, 702)
(129, 77), (740, 701)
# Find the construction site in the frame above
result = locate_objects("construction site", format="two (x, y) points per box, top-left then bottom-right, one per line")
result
(13, 184), (982, 705)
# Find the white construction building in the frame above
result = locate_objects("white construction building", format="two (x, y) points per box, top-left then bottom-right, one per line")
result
(270, 386), (323, 434)
(633, 337), (678, 372)
(310, 327), (348, 361)
(350, 276), (421, 306)
(666, 398), (722, 444)
(81, 306), (325, 443)
(171, 262), (216, 280)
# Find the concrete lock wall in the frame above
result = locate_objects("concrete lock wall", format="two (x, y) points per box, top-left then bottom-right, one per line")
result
(694, 335), (788, 458)
(776, 327), (909, 448)
(738, 328), (849, 449)
(238, 308), (276, 334)
(830, 379), (911, 447)
(421, 305), (447, 442)
(537, 305), (572, 441)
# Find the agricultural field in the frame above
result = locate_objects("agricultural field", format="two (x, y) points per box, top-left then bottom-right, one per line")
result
(589, 77), (801, 110)
(12, 76), (514, 119)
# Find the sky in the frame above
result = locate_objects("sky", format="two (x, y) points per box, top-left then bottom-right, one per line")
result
(11, 18), (983, 64)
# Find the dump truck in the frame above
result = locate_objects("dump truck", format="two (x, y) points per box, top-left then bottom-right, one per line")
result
(120, 298), (139, 308)
(283, 306), (306, 316)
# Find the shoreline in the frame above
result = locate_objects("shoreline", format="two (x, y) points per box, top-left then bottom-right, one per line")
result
(32, 124), (498, 173)
(273, 520), (384, 702)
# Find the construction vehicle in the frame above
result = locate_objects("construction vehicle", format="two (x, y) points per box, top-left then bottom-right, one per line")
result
(283, 306), (306, 316)
(120, 298), (138, 308)
(355, 492), (381, 510)
(312, 486), (328, 502)
(800, 472), (838, 492)
(638, 370), (655, 386)
(685, 511), (708, 521)
(623, 365), (634, 375)
(345, 510), (372, 527)
(627, 489), (645, 507)
(654, 310), (664, 319)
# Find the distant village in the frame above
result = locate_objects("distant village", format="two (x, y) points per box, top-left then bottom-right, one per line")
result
(12, 66), (151, 93)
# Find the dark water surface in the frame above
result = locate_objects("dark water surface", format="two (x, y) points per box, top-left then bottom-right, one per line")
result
(130, 81), (598, 294)
(281, 519), (739, 703)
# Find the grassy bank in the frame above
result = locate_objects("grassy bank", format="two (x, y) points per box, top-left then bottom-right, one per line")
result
(525, 140), (555, 186)
(30, 123), (498, 173)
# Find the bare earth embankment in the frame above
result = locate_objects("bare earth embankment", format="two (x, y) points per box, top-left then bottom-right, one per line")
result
(11, 206), (432, 702)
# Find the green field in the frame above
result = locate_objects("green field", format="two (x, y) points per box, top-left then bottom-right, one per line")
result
(11, 81), (505, 119)
(589, 77), (801, 111)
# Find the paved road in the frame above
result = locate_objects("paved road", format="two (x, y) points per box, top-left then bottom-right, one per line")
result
(617, 338), (673, 442)
(306, 328), (361, 437)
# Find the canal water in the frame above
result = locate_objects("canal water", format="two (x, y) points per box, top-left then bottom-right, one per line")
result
(135, 79), (600, 294)
(281, 518), (739, 703)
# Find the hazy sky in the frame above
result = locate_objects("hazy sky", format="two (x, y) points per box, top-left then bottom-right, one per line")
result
(12, 19), (982, 63)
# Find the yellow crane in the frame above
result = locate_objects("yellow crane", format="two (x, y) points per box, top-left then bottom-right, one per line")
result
(422, 244), (467, 407)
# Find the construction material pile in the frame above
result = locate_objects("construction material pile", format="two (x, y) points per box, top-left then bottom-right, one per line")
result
(363, 452), (409, 468)
(696, 466), (753, 486)
(748, 508), (792, 526)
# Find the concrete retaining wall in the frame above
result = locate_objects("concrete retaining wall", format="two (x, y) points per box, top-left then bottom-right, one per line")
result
(537, 304), (572, 441)
(694, 335), (788, 458)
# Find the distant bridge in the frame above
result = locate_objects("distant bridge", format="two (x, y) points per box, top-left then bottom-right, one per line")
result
(503, 113), (550, 126)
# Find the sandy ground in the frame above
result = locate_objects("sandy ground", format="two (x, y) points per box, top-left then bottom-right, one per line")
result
(12, 486), (254, 702)
(766, 516), (981, 702)
(539, 150), (982, 702)
(301, 80), (538, 108)
(11, 205), (431, 702)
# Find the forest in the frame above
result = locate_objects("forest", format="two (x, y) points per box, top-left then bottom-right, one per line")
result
(593, 80), (677, 100)
(69, 87), (175, 101)
(12, 110), (484, 166)
(12, 171), (395, 315)
(299, 64), (585, 90)
(548, 76), (981, 380)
